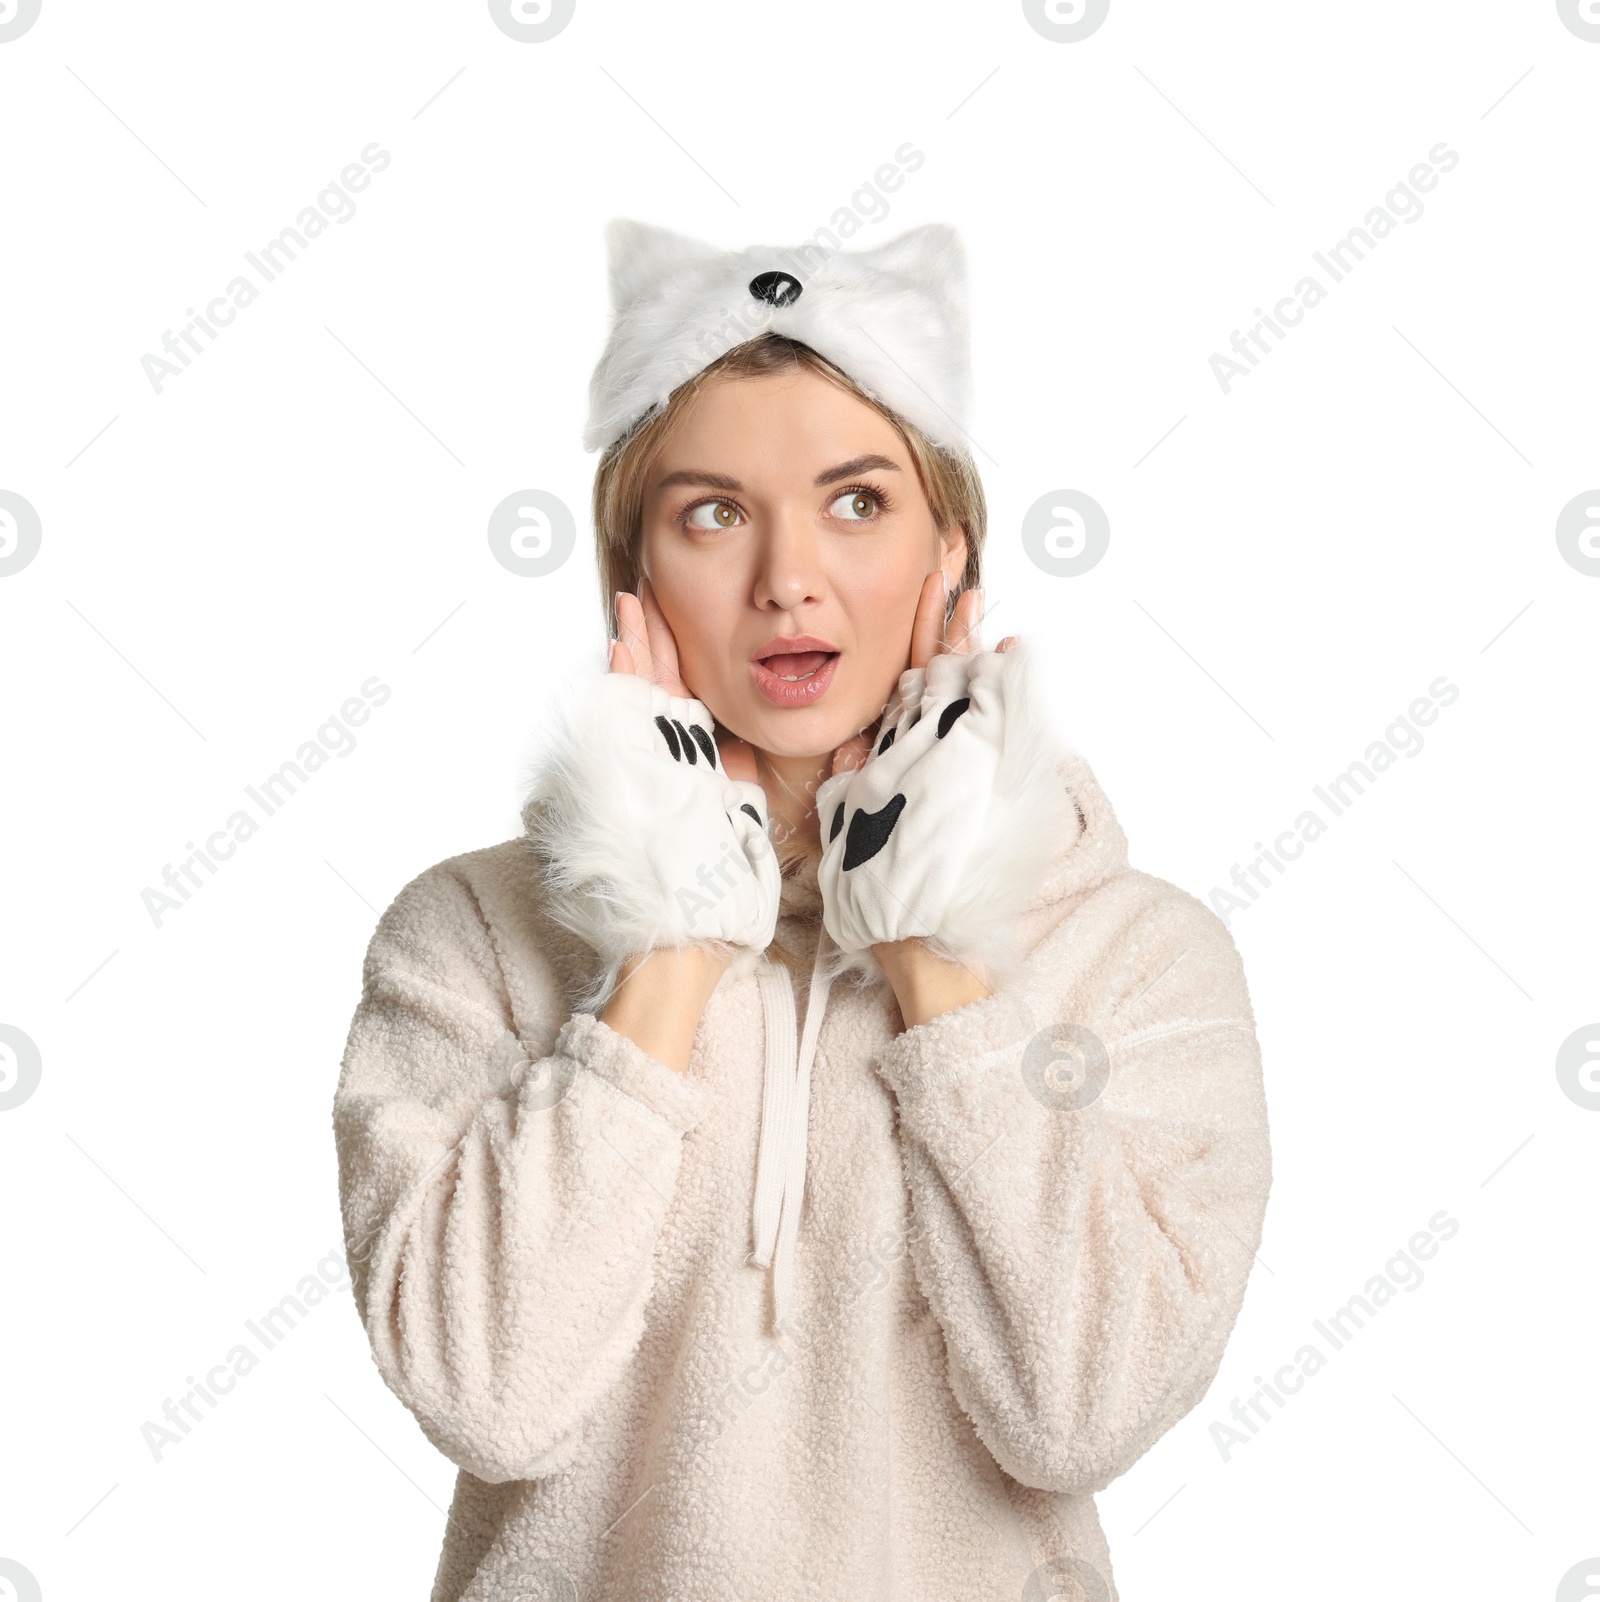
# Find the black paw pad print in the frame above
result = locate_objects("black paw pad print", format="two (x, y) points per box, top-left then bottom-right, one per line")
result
(835, 694), (972, 869)
(654, 715), (717, 766)
(936, 697), (970, 738)
(842, 794), (907, 870)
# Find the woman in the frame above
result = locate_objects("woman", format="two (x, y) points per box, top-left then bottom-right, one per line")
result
(333, 220), (1273, 1602)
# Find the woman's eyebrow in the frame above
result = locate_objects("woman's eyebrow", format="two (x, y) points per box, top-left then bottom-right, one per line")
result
(813, 454), (901, 487)
(654, 468), (743, 492)
(653, 454), (903, 494)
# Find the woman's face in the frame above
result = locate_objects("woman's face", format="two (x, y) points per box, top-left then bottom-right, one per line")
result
(638, 364), (967, 759)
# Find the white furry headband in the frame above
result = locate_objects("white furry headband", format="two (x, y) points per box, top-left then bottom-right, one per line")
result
(583, 218), (972, 457)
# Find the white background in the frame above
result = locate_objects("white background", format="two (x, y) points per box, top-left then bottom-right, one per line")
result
(1, 1), (1596, 1598)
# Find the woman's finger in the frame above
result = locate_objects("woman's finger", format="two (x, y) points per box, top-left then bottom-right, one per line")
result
(907, 570), (946, 673)
(638, 576), (686, 693)
(616, 590), (654, 684)
(945, 586), (984, 655)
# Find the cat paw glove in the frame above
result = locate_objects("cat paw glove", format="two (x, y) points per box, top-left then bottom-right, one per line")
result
(814, 637), (1069, 986)
(522, 669), (781, 1013)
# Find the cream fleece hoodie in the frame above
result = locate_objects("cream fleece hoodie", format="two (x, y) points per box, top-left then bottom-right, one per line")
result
(332, 745), (1272, 1602)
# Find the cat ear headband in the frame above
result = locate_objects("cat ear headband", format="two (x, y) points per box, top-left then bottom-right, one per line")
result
(583, 217), (974, 456)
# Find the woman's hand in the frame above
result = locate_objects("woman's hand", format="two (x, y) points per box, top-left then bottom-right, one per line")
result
(523, 577), (782, 1030)
(825, 575), (1016, 796)
(615, 577), (762, 788)
(868, 574), (1017, 1025)
(814, 570), (1046, 1029)
(906, 571), (1017, 674)
(581, 581), (757, 1064)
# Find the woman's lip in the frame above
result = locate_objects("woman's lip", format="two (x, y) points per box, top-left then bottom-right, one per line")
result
(750, 650), (839, 707)
(749, 634), (838, 660)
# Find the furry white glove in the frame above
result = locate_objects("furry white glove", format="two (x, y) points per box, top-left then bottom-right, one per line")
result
(522, 670), (781, 1013)
(814, 637), (1068, 985)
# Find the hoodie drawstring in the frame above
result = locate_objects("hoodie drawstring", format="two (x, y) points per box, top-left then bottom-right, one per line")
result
(748, 924), (837, 1332)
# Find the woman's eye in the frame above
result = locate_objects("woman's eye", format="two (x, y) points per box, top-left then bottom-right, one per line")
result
(685, 499), (743, 530)
(828, 489), (882, 521)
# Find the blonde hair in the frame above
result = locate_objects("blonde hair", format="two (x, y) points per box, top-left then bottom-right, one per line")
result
(589, 332), (988, 971)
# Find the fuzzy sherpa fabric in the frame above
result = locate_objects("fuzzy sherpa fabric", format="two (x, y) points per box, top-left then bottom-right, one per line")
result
(331, 746), (1273, 1602)
(584, 217), (972, 456)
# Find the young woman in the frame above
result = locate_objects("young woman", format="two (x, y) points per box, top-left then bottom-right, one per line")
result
(333, 221), (1273, 1602)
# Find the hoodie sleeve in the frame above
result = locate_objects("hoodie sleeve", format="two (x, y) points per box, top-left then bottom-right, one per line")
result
(332, 858), (713, 1486)
(871, 886), (1272, 1497)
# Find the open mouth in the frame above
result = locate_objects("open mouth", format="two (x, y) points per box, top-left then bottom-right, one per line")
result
(761, 650), (833, 682)
(750, 648), (840, 706)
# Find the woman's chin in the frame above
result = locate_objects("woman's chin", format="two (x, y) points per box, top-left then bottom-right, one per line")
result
(732, 701), (886, 764)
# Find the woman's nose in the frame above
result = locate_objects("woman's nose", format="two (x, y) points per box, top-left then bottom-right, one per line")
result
(752, 506), (826, 612)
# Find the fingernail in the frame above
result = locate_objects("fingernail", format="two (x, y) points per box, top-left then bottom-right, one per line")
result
(606, 638), (617, 669)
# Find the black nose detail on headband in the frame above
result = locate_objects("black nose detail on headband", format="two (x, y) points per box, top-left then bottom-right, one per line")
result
(842, 794), (908, 871)
(829, 802), (845, 843)
(748, 270), (803, 307)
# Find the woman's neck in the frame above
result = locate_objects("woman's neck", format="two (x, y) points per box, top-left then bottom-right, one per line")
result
(755, 747), (836, 852)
